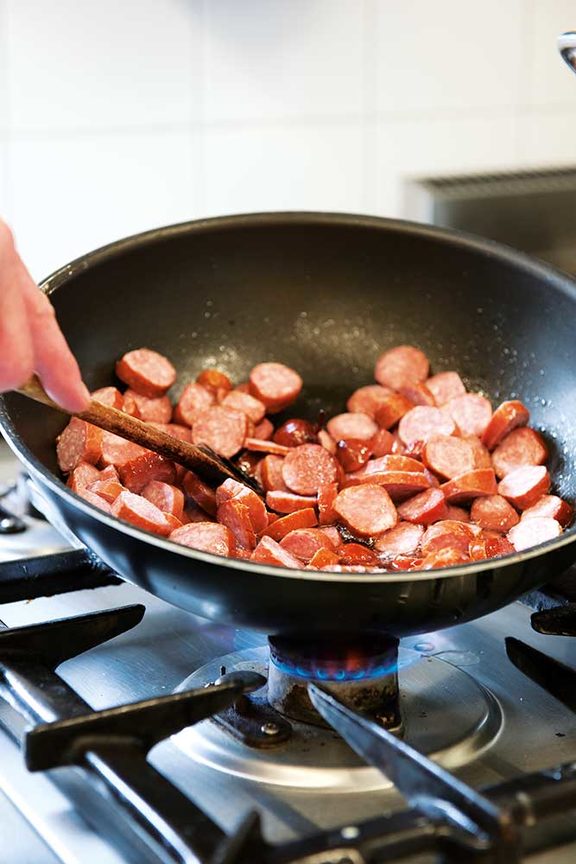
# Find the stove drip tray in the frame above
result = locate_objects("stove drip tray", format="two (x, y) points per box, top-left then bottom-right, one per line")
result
(173, 646), (503, 792)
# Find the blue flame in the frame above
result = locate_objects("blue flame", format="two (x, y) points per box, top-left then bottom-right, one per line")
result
(270, 656), (401, 682)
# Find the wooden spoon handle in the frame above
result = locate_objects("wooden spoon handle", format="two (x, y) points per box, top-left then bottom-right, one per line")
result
(17, 376), (263, 494)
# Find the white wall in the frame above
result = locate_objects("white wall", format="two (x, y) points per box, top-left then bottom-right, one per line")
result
(0, 0), (575, 279)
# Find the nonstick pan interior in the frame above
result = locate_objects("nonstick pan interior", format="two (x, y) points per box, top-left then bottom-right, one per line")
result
(1, 213), (576, 634)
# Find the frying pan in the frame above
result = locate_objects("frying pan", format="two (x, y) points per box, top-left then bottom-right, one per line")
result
(1, 212), (576, 637)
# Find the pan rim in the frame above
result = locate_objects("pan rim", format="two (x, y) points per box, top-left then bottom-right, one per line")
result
(2, 209), (576, 584)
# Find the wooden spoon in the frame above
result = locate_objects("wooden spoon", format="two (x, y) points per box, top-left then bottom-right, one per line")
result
(17, 376), (263, 495)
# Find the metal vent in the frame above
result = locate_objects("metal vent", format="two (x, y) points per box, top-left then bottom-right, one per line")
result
(404, 165), (576, 275)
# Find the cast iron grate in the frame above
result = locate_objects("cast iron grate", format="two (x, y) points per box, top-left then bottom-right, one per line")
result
(1, 603), (576, 863)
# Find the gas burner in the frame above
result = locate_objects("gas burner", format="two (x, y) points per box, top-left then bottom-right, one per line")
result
(173, 645), (503, 790)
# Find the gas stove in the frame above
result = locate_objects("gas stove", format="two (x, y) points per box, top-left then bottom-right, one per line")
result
(1, 447), (576, 864)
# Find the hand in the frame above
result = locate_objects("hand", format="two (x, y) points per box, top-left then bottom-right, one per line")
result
(0, 219), (90, 412)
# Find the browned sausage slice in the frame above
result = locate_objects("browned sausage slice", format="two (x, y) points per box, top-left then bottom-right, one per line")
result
(470, 495), (519, 531)
(249, 362), (303, 411)
(89, 478), (125, 503)
(142, 480), (185, 520)
(170, 522), (236, 555)
(333, 484), (398, 536)
(374, 345), (429, 389)
(281, 444), (338, 495)
(463, 435), (492, 469)
(347, 384), (393, 417)
(425, 371), (466, 405)
(374, 394), (414, 429)
(481, 400), (530, 450)
(99, 432), (148, 468)
(117, 453), (176, 494)
(182, 471), (217, 516)
(216, 499), (257, 550)
(520, 495), (573, 527)
(192, 406), (248, 458)
(280, 528), (337, 563)
(399, 383), (436, 406)
(221, 390), (266, 424)
(346, 470), (431, 501)
(497, 465), (551, 510)
(116, 348), (176, 397)
(396, 487), (448, 524)
(196, 369), (233, 394)
(370, 428), (395, 456)
(491, 427), (549, 478)
(67, 462), (102, 493)
(421, 520), (479, 556)
(445, 393), (492, 436)
(216, 478), (268, 534)
(251, 535), (303, 568)
(264, 507), (318, 541)
(398, 406), (456, 446)
(244, 438), (292, 456)
(507, 517), (562, 551)
(91, 387), (124, 410)
(111, 490), (172, 536)
(260, 456), (288, 492)
(266, 490), (317, 514)
(441, 468), (498, 503)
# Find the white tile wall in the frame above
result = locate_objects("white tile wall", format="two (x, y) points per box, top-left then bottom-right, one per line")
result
(0, 0), (575, 279)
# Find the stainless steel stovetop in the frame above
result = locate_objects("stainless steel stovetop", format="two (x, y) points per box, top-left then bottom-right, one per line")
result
(0, 445), (575, 864)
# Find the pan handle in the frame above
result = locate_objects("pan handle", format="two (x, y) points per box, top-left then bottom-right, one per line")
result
(559, 31), (576, 75)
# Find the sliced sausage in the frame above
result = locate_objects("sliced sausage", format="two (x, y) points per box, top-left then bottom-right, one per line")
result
(421, 546), (470, 569)
(347, 384), (393, 418)
(335, 439), (373, 472)
(470, 495), (519, 531)
(399, 382), (436, 406)
(375, 522), (424, 556)
(116, 348), (176, 397)
(338, 543), (380, 566)
(216, 478), (268, 534)
(463, 435), (492, 469)
(507, 517), (562, 552)
(117, 453), (176, 494)
(99, 433), (148, 468)
(308, 548), (341, 568)
(481, 400), (530, 451)
(445, 505), (470, 522)
(281, 444), (338, 495)
(333, 484), (397, 536)
(182, 470), (217, 516)
(273, 419), (318, 447)
(346, 470), (431, 501)
(142, 480), (185, 519)
(221, 390), (266, 424)
(374, 394), (414, 429)
(327, 412), (379, 442)
(421, 520), (478, 556)
(192, 406), (248, 459)
(122, 390), (142, 418)
(374, 345), (429, 389)
(266, 490), (318, 514)
(260, 455), (288, 492)
(251, 535), (303, 568)
(57, 418), (103, 472)
(521, 495), (573, 528)
(249, 362), (303, 412)
(441, 468), (498, 503)
(497, 465), (551, 510)
(67, 462), (102, 493)
(174, 383), (215, 426)
(265, 508), (318, 541)
(491, 427), (549, 478)
(370, 428), (395, 456)
(111, 490), (172, 536)
(445, 393), (492, 437)
(366, 454), (425, 473)
(398, 406), (456, 446)
(148, 422), (192, 443)
(280, 528), (337, 563)
(422, 435), (476, 480)
(88, 478), (125, 503)
(91, 386), (124, 410)
(396, 487), (448, 525)
(123, 390), (173, 424)
(196, 369), (233, 394)
(244, 438), (292, 456)
(425, 371), (466, 406)
(318, 429), (337, 455)
(77, 488), (113, 512)
(216, 499), (257, 550)
(254, 417), (274, 441)
(317, 481), (338, 525)
(170, 522), (235, 556)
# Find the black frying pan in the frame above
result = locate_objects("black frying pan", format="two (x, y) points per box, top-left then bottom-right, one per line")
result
(1, 213), (576, 637)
